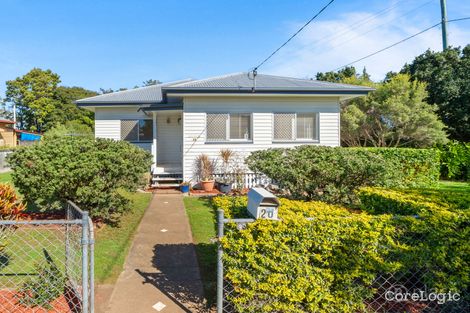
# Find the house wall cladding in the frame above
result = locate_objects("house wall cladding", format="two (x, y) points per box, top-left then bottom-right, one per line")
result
(94, 106), (152, 152)
(182, 96), (340, 182)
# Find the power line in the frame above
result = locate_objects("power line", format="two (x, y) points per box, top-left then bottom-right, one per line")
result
(333, 17), (470, 71)
(252, 0), (336, 72)
(298, 0), (413, 51)
(327, 0), (436, 51)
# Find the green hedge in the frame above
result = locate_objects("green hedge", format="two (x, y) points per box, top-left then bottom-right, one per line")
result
(359, 147), (440, 187)
(8, 137), (152, 224)
(214, 196), (469, 312)
(246, 146), (439, 204)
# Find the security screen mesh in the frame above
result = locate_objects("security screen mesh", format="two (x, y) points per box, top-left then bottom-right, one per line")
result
(207, 113), (228, 141)
(273, 113), (295, 140)
(121, 120), (138, 141)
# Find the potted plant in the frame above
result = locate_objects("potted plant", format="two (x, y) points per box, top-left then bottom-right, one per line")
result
(195, 154), (216, 192)
(218, 149), (235, 194)
(180, 181), (191, 194)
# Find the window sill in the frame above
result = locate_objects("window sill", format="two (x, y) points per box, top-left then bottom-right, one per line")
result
(205, 140), (253, 144)
(128, 141), (152, 143)
(272, 140), (319, 144)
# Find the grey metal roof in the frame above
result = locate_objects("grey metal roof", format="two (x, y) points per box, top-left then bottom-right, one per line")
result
(75, 79), (193, 105)
(76, 73), (373, 106)
(164, 72), (374, 93)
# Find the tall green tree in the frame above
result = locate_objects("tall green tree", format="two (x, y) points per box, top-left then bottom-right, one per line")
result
(53, 86), (97, 129)
(4, 68), (97, 132)
(5, 68), (60, 131)
(316, 66), (358, 82)
(340, 74), (447, 147)
(401, 45), (470, 141)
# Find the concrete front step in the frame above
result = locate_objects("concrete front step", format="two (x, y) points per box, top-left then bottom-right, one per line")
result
(153, 183), (181, 188)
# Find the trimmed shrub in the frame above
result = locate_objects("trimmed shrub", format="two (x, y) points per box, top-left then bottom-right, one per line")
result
(246, 146), (387, 204)
(216, 197), (395, 312)
(438, 141), (470, 181)
(7, 137), (152, 224)
(246, 146), (439, 204)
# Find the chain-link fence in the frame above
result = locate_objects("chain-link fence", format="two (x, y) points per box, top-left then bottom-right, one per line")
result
(0, 201), (94, 313)
(216, 210), (468, 313)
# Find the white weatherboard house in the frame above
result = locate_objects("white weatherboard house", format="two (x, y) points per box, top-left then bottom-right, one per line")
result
(76, 73), (372, 187)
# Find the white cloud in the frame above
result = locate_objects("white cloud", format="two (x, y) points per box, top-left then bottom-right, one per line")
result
(264, 6), (470, 81)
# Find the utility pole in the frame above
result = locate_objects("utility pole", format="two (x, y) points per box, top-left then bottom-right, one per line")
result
(440, 0), (448, 50)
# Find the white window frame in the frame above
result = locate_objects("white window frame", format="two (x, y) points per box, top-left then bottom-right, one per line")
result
(205, 113), (253, 143)
(272, 112), (319, 142)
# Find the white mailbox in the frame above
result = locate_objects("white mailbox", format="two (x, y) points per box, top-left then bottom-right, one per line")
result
(247, 188), (279, 220)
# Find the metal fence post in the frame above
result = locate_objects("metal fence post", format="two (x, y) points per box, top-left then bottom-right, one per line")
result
(81, 211), (90, 313)
(88, 217), (95, 313)
(217, 209), (224, 313)
(65, 204), (70, 279)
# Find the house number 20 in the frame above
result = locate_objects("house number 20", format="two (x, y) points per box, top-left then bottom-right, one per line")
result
(260, 208), (274, 219)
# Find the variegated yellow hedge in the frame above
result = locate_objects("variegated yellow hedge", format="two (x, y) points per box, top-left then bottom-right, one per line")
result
(213, 196), (470, 312)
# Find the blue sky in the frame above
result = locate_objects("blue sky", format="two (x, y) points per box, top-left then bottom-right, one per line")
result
(0, 0), (469, 94)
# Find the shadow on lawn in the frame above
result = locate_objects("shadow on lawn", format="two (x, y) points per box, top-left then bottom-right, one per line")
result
(136, 243), (208, 312)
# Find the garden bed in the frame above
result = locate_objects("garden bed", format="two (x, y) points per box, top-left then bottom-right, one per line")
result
(0, 290), (74, 313)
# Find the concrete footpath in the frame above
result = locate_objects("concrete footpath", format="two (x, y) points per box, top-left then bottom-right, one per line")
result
(105, 194), (205, 313)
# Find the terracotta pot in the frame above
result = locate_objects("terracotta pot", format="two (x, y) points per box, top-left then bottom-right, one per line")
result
(201, 180), (215, 192)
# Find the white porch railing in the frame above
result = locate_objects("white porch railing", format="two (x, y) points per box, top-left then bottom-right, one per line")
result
(213, 172), (272, 189)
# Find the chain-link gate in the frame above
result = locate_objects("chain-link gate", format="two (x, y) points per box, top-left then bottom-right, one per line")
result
(0, 201), (94, 312)
(216, 210), (468, 313)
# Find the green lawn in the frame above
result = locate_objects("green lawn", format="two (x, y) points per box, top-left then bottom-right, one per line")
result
(183, 196), (217, 305)
(435, 180), (470, 193)
(0, 171), (12, 184)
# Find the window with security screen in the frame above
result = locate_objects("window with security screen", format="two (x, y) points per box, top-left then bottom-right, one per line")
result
(206, 113), (252, 142)
(121, 119), (153, 142)
(273, 113), (318, 141)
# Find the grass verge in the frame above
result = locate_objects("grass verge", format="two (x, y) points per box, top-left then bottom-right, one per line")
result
(94, 190), (152, 283)
(183, 196), (217, 306)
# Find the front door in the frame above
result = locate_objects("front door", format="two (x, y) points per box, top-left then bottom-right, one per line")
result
(157, 112), (183, 166)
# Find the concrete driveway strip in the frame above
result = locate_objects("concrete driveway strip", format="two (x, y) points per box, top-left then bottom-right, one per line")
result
(105, 194), (205, 313)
